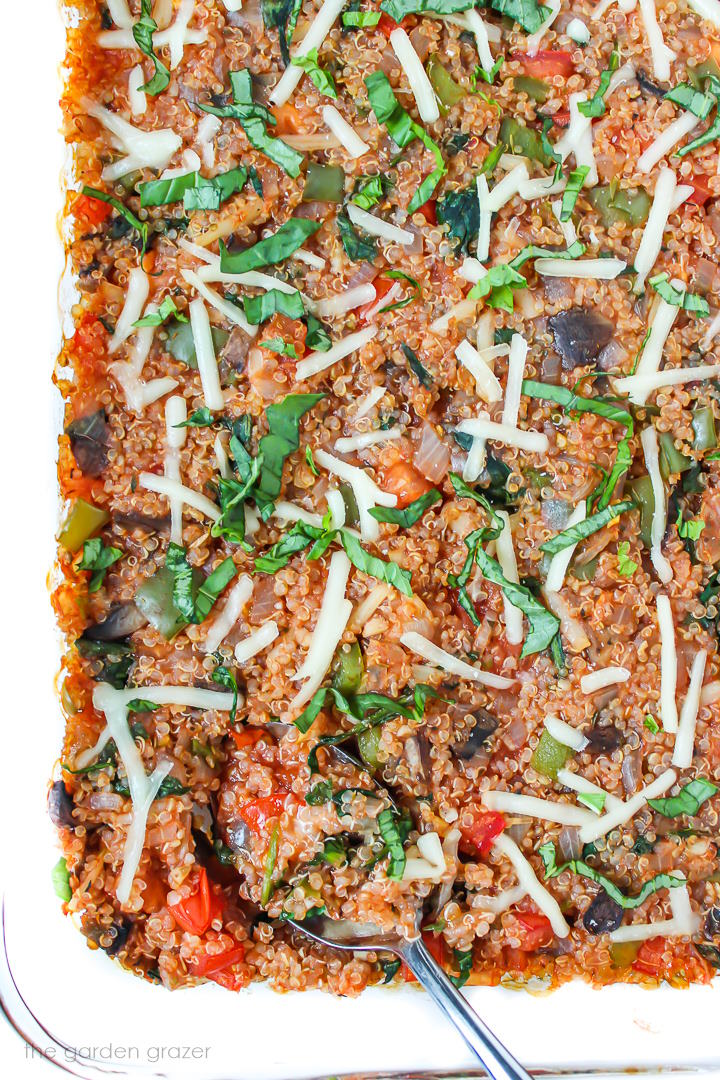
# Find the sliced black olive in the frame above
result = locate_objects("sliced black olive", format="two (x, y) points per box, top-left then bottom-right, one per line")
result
(637, 69), (666, 98)
(705, 906), (720, 938)
(225, 819), (252, 856)
(220, 325), (253, 373)
(114, 511), (171, 533)
(66, 409), (109, 477)
(548, 308), (614, 370)
(83, 602), (148, 642)
(585, 722), (622, 754)
(453, 709), (498, 760)
(104, 919), (132, 956)
(583, 891), (624, 934)
(48, 781), (74, 828)
(695, 942), (720, 969)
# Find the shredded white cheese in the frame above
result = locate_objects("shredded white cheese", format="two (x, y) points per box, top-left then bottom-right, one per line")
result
(322, 104), (371, 159)
(109, 268), (149, 354)
(456, 417), (549, 455)
(189, 298), (225, 411)
(164, 395), (187, 545)
(526, 0), (561, 55)
(98, 0), (207, 69)
(638, 110), (700, 174)
(325, 488), (346, 530)
(634, 169), (684, 294)
(128, 65), (147, 117)
(390, 27), (439, 124)
(656, 593), (678, 733)
(486, 163), (529, 214)
(495, 511), (524, 645)
(270, 0), (346, 106)
(701, 680), (720, 705)
(357, 282), (402, 322)
(689, 0), (720, 25)
(347, 203), (415, 246)
(290, 550), (353, 711)
(196, 114), (221, 169)
(629, 293), (681, 402)
(430, 298), (479, 334)
(83, 99), (182, 181)
(544, 715), (589, 752)
(181, 269), (256, 336)
(502, 333), (528, 429)
(579, 767), (677, 844)
(355, 386), (387, 418)
(474, 885), (528, 914)
(610, 874), (700, 942)
(672, 649), (708, 768)
(203, 575), (253, 655)
(403, 831), (447, 881)
(492, 833), (571, 938)
(107, 0), (133, 27)
(293, 247), (326, 270)
(535, 258), (627, 278)
(139, 472), (221, 521)
(555, 93), (598, 186)
(484, 790), (596, 828)
(580, 667), (631, 694)
(640, 425), (673, 585)
(545, 502), (586, 594)
(296, 325), (378, 381)
(614, 362), (720, 403)
(455, 338), (503, 403)
(334, 428), (404, 454)
(315, 283), (376, 319)
(235, 622), (280, 664)
(315, 450), (397, 543)
(556, 768), (624, 810)
(399, 631), (515, 690)
(638, 0), (676, 82)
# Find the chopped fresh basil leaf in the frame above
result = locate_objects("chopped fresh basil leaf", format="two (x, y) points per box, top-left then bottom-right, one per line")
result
(468, 264), (527, 312)
(381, 958), (402, 982)
(644, 714), (660, 733)
(377, 807), (406, 880)
(165, 543), (198, 622)
(138, 172), (198, 207)
(488, 0), (551, 35)
(195, 557), (237, 623)
(480, 141), (506, 176)
(475, 550), (560, 656)
(560, 166), (590, 221)
(261, 824), (280, 905)
(248, 165), (264, 197)
(340, 530), (413, 596)
(243, 287), (305, 325)
(617, 541), (638, 576)
(451, 947), (473, 988)
(175, 407), (216, 428)
(578, 792), (606, 814)
(200, 69), (304, 177)
(261, 336), (298, 357)
(336, 210), (377, 261)
(253, 393), (325, 516)
(221, 217), (321, 273)
(261, 0), (303, 66)
(184, 166), (249, 211)
(380, 0), (476, 17)
(665, 82), (716, 120)
(676, 509), (705, 541)
(306, 779), (334, 805)
(649, 778), (718, 817)
(51, 856), (72, 902)
(292, 47), (337, 98)
(305, 313), (332, 351)
(436, 184), (479, 253)
(212, 663), (239, 722)
(353, 174), (394, 210)
(77, 538), (122, 592)
(578, 49), (620, 117)
(541, 500), (635, 556)
(380, 270), (422, 312)
(509, 239), (585, 271)
(133, 295), (187, 327)
(305, 445), (319, 475)
(75, 637), (134, 689)
(369, 488), (442, 527)
(649, 273), (710, 317)
(342, 10), (382, 26)
(540, 841), (689, 908)
(472, 57), (505, 87)
(126, 699), (160, 713)
(401, 344), (432, 387)
(133, 0), (170, 96)
(80, 185), (148, 253)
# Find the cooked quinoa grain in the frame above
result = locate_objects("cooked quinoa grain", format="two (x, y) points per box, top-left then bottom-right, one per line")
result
(53, 0), (720, 994)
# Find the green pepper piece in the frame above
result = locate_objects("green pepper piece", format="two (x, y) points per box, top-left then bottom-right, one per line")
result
(302, 163), (345, 204)
(531, 730), (572, 779)
(357, 725), (382, 770)
(610, 940), (641, 967)
(331, 641), (364, 695)
(513, 76), (550, 103)
(587, 185), (651, 228)
(427, 55), (465, 110)
(688, 57), (720, 90)
(339, 482), (360, 527)
(134, 565), (202, 640)
(571, 555), (599, 582)
(658, 432), (692, 478)
(165, 320), (229, 369)
(499, 117), (552, 167)
(627, 474), (655, 548)
(692, 406), (718, 451)
(58, 498), (110, 553)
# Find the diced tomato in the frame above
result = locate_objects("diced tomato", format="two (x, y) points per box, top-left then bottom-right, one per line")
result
(510, 50), (575, 78)
(74, 193), (112, 228)
(377, 13), (399, 36)
(237, 793), (289, 832)
(270, 102), (303, 135)
(168, 867), (223, 936)
(73, 313), (106, 355)
(459, 810), (506, 856)
(551, 109), (571, 128)
(358, 275), (391, 319)
(260, 313), (307, 360)
(688, 175), (715, 207)
(380, 461), (434, 508)
(633, 937), (667, 977)
(403, 931), (445, 981)
(141, 874), (168, 914)
(190, 943), (246, 986)
(514, 912), (554, 951)
(415, 198), (437, 225)
(230, 728), (265, 750)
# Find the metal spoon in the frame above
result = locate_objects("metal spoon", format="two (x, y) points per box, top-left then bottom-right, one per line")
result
(288, 915), (532, 1080)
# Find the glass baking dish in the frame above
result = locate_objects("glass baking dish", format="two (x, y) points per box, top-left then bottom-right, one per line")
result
(3, 5), (717, 1078)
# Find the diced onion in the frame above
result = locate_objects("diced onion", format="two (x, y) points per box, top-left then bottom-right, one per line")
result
(235, 621), (280, 664)
(107, 0), (133, 27)
(567, 17), (591, 42)
(579, 768), (677, 844)
(640, 426), (673, 584)
(390, 27), (439, 124)
(545, 503), (586, 593)
(296, 325), (378, 381)
(672, 649), (708, 768)
(399, 631), (515, 689)
(204, 575), (253, 654)
(656, 594), (678, 733)
(580, 667), (631, 694)
(492, 833), (571, 938)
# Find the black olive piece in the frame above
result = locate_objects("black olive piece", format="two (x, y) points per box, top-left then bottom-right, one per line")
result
(706, 906), (720, 938)
(48, 781), (75, 828)
(104, 919), (131, 956)
(453, 709), (498, 760)
(636, 70), (666, 98)
(83, 602), (148, 642)
(548, 308), (615, 370)
(585, 723), (623, 754)
(66, 409), (109, 477)
(583, 891), (624, 934)
(114, 511), (171, 533)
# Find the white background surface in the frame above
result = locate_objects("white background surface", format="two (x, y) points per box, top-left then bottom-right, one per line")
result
(1, 3), (719, 1078)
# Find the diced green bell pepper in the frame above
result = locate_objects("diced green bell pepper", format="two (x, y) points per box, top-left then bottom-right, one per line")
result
(610, 940), (641, 967)
(427, 55), (465, 110)
(357, 725), (382, 770)
(58, 498), (110, 553)
(689, 57), (720, 90)
(165, 319), (229, 369)
(331, 641), (364, 695)
(531, 730), (572, 779)
(339, 482), (360, 527)
(571, 555), (599, 582)
(587, 185), (651, 228)
(692, 406), (718, 451)
(302, 163), (345, 204)
(134, 566), (202, 640)
(658, 432), (692, 478)
(627, 474), (655, 548)
(499, 117), (552, 167)
(514, 76), (550, 103)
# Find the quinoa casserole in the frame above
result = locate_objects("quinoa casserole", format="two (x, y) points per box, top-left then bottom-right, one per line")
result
(52, 0), (720, 996)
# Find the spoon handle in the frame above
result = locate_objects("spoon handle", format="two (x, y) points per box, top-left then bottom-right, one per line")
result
(400, 937), (532, 1080)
